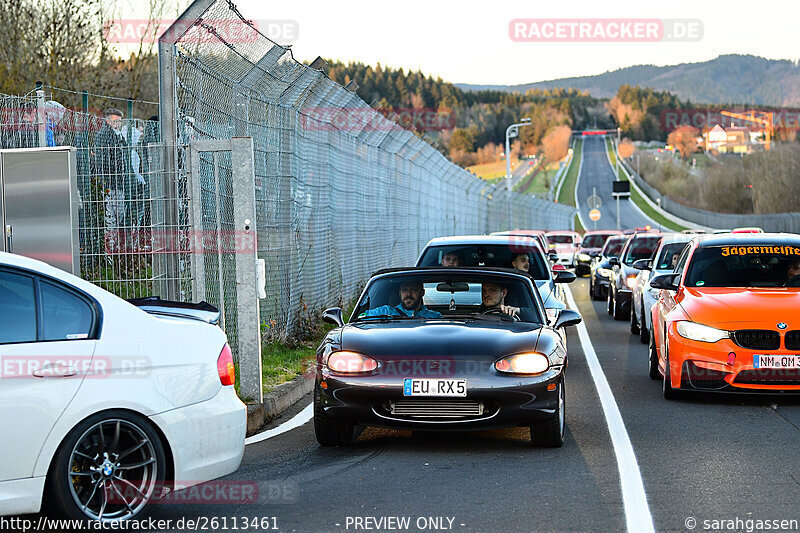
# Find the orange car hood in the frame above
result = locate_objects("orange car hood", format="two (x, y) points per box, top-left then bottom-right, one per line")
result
(679, 287), (800, 328)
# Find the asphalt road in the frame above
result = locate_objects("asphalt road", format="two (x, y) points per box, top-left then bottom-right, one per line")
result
(576, 136), (657, 232)
(146, 278), (800, 533)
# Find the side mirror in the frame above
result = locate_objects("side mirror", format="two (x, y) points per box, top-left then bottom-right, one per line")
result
(554, 270), (576, 284)
(548, 252), (558, 262)
(650, 273), (680, 291)
(554, 309), (582, 329)
(632, 258), (651, 271)
(322, 307), (344, 327)
(608, 256), (620, 267)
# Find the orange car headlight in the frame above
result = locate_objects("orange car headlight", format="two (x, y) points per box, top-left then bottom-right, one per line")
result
(676, 321), (729, 343)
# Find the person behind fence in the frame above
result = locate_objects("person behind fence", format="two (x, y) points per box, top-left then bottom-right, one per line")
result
(358, 280), (442, 318)
(120, 121), (147, 238)
(91, 108), (133, 254)
(136, 116), (160, 231)
(1, 102), (54, 149)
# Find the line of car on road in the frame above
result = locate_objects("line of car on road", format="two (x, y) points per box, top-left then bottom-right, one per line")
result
(584, 226), (800, 400)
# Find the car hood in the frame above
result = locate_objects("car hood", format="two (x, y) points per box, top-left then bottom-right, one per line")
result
(679, 287), (800, 328)
(341, 320), (545, 362)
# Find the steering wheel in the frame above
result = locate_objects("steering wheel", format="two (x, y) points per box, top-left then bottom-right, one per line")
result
(481, 307), (520, 321)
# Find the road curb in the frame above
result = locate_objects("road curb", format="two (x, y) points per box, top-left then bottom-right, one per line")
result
(246, 369), (315, 436)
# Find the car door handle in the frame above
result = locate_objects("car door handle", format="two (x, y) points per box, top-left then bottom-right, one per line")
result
(32, 363), (79, 378)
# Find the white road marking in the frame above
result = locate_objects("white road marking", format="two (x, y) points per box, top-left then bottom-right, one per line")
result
(244, 402), (313, 445)
(564, 286), (655, 533)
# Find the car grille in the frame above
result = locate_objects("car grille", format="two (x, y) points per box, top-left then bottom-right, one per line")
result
(732, 330), (780, 350)
(785, 331), (800, 351)
(385, 400), (485, 419)
(735, 369), (800, 385)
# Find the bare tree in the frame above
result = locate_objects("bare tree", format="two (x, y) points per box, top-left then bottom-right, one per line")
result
(667, 125), (699, 160)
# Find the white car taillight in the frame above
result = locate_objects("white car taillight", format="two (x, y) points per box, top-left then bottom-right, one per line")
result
(217, 343), (236, 386)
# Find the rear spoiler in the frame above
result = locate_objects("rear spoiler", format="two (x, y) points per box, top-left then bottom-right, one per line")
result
(126, 296), (221, 325)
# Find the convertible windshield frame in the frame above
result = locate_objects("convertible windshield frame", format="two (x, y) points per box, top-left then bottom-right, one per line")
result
(350, 269), (546, 325)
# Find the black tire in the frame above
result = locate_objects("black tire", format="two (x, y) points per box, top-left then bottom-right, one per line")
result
(314, 384), (355, 446)
(606, 289), (614, 315)
(530, 378), (565, 447)
(46, 410), (167, 522)
(612, 292), (627, 321)
(592, 281), (604, 301)
(630, 300), (640, 334)
(639, 302), (650, 344)
(648, 333), (661, 381)
(662, 345), (681, 400)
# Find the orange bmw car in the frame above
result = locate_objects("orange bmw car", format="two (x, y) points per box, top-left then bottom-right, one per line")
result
(649, 233), (800, 398)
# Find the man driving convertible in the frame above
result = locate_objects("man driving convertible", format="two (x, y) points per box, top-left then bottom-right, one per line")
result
(478, 281), (521, 318)
(359, 280), (442, 318)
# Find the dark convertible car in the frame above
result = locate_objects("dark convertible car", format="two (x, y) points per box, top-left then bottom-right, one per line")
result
(313, 267), (582, 448)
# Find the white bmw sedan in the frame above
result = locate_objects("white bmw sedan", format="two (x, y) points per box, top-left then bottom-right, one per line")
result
(0, 252), (246, 521)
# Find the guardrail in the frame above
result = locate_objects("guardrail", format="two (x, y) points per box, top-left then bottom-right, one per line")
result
(620, 158), (800, 232)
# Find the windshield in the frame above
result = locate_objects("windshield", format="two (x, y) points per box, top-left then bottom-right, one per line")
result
(582, 234), (614, 248)
(353, 273), (543, 324)
(548, 235), (575, 244)
(685, 245), (800, 288)
(623, 236), (661, 265)
(602, 237), (626, 258)
(655, 242), (690, 270)
(417, 244), (550, 280)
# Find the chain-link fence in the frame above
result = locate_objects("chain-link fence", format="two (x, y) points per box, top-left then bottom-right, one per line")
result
(0, 90), (191, 303)
(159, 0), (576, 340)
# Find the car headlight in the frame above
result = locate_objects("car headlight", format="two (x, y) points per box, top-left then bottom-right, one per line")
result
(327, 351), (378, 373)
(597, 268), (612, 277)
(578, 253), (591, 261)
(676, 321), (729, 343)
(626, 275), (638, 289)
(495, 352), (549, 375)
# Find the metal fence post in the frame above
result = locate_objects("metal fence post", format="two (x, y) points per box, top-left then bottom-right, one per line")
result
(231, 137), (262, 403)
(35, 81), (46, 148)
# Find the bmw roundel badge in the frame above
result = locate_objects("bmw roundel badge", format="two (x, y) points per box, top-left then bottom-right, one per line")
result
(778, 323), (788, 330)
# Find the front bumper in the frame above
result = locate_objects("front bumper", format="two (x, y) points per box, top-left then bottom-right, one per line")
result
(318, 369), (563, 431)
(666, 326), (800, 393)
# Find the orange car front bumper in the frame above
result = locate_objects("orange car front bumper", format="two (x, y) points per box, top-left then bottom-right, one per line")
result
(666, 325), (800, 392)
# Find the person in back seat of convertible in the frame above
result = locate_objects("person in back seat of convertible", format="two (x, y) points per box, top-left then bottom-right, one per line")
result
(359, 280), (442, 318)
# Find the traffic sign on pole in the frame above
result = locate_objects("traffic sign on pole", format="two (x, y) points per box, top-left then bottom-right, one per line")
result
(589, 209), (601, 221)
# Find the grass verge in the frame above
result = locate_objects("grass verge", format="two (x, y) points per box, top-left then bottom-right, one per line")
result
(557, 138), (582, 207)
(259, 300), (358, 395)
(605, 138), (688, 232)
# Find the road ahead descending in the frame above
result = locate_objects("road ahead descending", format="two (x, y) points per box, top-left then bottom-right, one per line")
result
(576, 136), (656, 231)
(147, 278), (800, 533)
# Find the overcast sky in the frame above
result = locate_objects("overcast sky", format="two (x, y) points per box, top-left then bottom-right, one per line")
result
(225, 0), (800, 85)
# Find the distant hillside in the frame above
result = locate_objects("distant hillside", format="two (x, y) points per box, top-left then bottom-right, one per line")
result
(457, 55), (800, 106)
